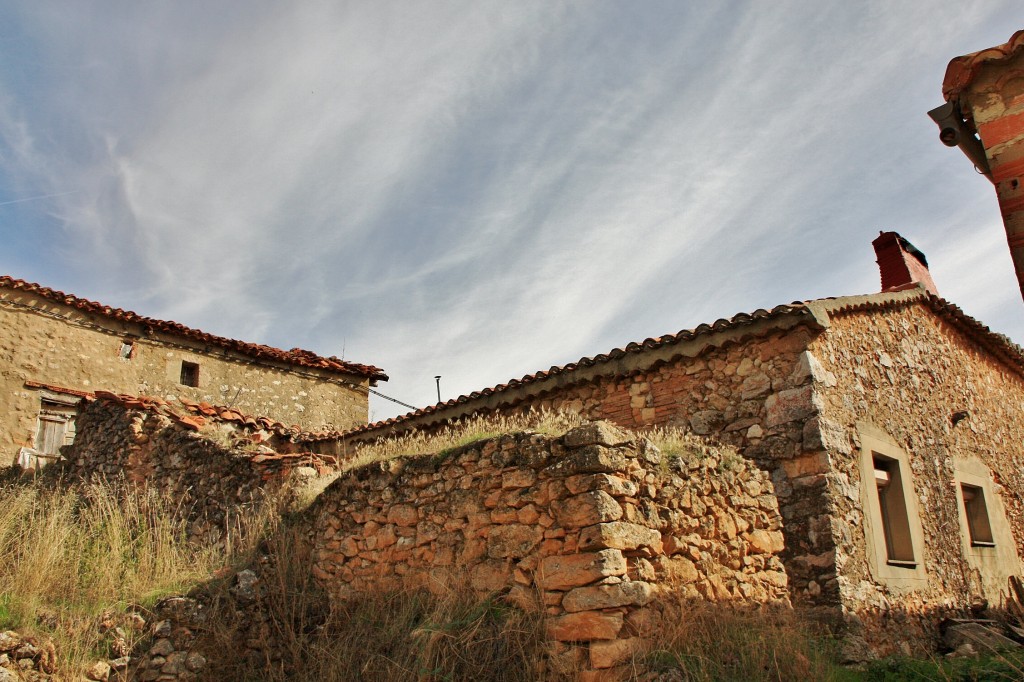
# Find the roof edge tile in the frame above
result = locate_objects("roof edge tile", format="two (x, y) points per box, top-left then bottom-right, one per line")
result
(943, 29), (1024, 104)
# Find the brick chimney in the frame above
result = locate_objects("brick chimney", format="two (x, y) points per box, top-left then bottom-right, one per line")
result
(937, 30), (1024, 300)
(872, 231), (939, 296)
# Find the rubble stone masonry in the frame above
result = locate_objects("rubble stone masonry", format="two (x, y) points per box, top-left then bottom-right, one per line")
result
(0, 292), (370, 466)
(329, 292), (1024, 653)
(336, 325), (835, 606)
(60, 399), (314, 545)
(311, 422), (789, 672)
(810, 302), (1024, 651)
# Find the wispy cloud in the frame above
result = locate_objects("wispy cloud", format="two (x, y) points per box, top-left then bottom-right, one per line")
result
(1, 1), (1021, 418)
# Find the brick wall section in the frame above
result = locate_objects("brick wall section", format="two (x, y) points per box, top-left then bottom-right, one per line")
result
(311, 422), (788, 673)
(0, 293), (370, 465)
(958, 47), (1024, 299)
(60, 399), (309, 544)
(810, 302), (1024, 652)
(872, 232), (938, 295)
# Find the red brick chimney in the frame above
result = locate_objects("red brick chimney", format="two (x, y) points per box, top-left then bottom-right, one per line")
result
(872, 231), (939, 296)
(936, 30), (1024, 300)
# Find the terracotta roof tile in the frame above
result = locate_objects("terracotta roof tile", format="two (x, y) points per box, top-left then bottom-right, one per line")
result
(302, 287), (1024, 443)
(24, 380), (94, 399)
(1, 275), (387, 382)
(93, 391), (307, 440)
(943, 29), (1024, 105)
(176, 397), (303, 437)
(92, 390), (334, 470)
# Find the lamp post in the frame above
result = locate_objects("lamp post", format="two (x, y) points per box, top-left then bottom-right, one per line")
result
(435, 376), (441, 404)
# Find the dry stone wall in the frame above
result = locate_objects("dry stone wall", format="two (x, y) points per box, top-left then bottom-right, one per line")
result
(810, 303), (1024, 654)
(60, 398), (312, 544)
(311, 422), (789, 673)
(333, 326), (835, 607)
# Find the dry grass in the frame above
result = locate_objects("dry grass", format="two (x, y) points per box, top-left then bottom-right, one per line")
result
(0, 476), (275, 676)
(643, 425), (744, 473)
(199, 520), (555, 682)
(340, 412), (739, 480)
(640, 597), (854, 682)
(340, 409), (588, 471)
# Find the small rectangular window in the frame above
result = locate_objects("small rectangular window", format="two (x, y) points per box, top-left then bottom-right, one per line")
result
(180, 361), (199, 387)
(119, 340), (135, 359)
(961, 484), (995, 547)
(874, 454), (916, 566)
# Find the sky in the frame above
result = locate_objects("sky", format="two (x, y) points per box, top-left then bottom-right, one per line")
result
(1, 2), (1022, 423)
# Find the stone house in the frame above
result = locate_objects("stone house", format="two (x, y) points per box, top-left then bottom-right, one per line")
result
(310, 232), (1024, 649)
(0, 275), (386, 470)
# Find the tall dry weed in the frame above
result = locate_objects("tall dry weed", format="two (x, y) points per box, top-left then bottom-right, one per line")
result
(200, 518), (553, 681)
(640, 596), (850, 681)
(0, 476), (275, 675)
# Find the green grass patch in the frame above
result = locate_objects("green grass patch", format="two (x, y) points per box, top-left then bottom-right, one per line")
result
(859, 649), (1024, 681)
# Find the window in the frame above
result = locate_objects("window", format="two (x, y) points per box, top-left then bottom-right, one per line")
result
(856, 422), (928, 589)
(960, 484), (995, 547)
(180, 361), (199, 387)
(119, 339), (135, 359)
(873, 455), (915, 565)
(953, 458), (1021, 601)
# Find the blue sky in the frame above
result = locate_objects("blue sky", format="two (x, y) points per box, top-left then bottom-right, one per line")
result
(1, 2), (1022, 422)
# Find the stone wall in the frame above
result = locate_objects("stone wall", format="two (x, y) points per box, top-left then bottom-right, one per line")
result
(810, 302), (1024, 653)
(60, 398), (321, 544)
(0, 293), (371, 467)
(330, 325), (835, 607)
(311, 422), (789, 674)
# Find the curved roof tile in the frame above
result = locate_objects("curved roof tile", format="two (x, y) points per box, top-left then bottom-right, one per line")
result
(1, 275), (387, 381)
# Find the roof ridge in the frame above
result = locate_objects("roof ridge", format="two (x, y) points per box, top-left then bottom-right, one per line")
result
(1, 275), (387, 381)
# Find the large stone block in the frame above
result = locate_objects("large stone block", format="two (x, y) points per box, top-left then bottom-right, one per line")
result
(553, 491), (623, 528)
(764, 385), (820, 427)
(470, 560), (511, 592)
(563, 422), (633, 448)
(577, 522), (662, 552)
(562, 581), (654, 612)
(589, 637), (642, 669)
(486, 524), (544, 559)
(747, 529), (785, 554)
(689, 410), (724, 435)
(564, 473), (638, 497)
(546, 611), (623, 642)
(538, 549), (627, 590)
(548, 445), (628, 475)
(386, 504), (418, 527)
(801, 416), (851, 454)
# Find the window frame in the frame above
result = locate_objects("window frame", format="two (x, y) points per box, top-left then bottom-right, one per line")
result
(856, 422), (928, 590)
(952, 457), (1020, 600)
(179, 360), (200, 387)
(26, 396), (79, 470)
(960, 483), (995, 547)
